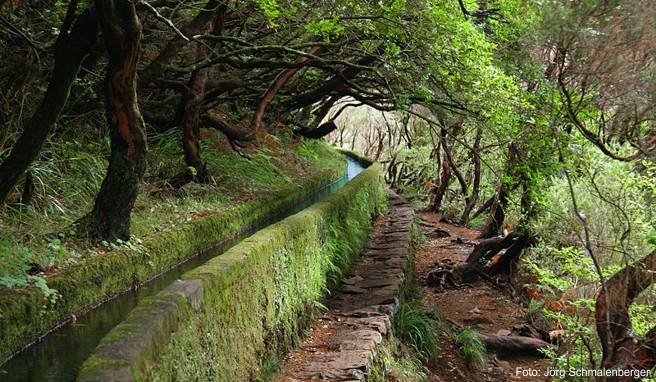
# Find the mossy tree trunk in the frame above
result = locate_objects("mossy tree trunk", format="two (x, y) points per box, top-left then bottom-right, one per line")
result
(0, 6), (99, 204)
(87, 0), (146, 241)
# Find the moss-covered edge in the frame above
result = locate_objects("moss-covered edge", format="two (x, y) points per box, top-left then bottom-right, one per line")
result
(77, 162), (385, 381)
(338, 147), (372, 167)
(0, 161), (346, 363)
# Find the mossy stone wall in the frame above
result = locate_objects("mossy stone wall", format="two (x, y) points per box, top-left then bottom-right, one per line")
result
(78, 161), (385, 381)
(0, 163), (345, 363)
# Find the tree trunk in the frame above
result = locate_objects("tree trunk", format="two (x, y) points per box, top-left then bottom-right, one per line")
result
(181, 64), (209, 183)
(204, 46), (322, 143)
(471, 194), (494, 220)
(293, 96), (339, 139)
(460, 128), (482, 224)
(87, 0), (145, 241)
(454, 235), (513, 281)
(485, 233), (536, 276)
(479, 186), (509, 238)
(480, 334), (552, 354)
(450, 232), (536, 282)
(426, 122), (464, 213)
(426, 150), (450, 212)
(596, 250), (656, 380)
(426, 128), (449, 212)
(178, 18), (219, 184)
(0, 7), (99, 204)
(479, 143), (517, 238)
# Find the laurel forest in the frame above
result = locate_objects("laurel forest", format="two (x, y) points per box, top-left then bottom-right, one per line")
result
(0, 0), (655, 379)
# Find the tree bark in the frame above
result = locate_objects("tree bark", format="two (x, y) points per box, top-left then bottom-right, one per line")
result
(426, 150), (450, 212)
(178, 17), (220, 184)
(292, 96), (339, 139)
(296, 120), (338, 139)
(596, 250), (656, 379)
(426, 128), (451, 212)
(87, 0), (146, 241)
(479, 143), (517, 238)
(181, 63), (209, 183)
(0, 7), (99, 204)
(287, 46), (383, 110)
(480, 334), (552, 354)
(454, 235), (512, 280)
(203, 46), (321, 142)
(449, 232), (536, 282)
(426, 122), (464, 213)
(471, 194), (495, 220)
(485, 233), (536, 276)
(460, 128), (482, 224)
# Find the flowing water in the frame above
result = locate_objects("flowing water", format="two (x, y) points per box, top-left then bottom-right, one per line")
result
(0, 157), (365, 381)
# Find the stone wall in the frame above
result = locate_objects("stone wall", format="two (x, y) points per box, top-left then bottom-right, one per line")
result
(77, 160), (385, 381)
(0, 162), (346, 363)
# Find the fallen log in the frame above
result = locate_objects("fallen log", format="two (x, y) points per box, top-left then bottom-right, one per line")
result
(425, 230), (538, 291)
(455, 232), (538, 281)
(480, 334), (553, 354)
(454, 234), (516, 281)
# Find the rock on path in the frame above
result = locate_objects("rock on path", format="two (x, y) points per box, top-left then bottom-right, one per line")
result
(278, 190), (414, 381)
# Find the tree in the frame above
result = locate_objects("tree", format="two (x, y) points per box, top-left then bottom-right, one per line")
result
(0, 3), (99, 203)
(595, 250), (656, 379)
(84, 0), (146, 240)
(543, 0), (656, 160)
(537, 1), (656, 375)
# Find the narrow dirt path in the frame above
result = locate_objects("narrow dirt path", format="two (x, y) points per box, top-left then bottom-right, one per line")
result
(414, 212), (548, 382)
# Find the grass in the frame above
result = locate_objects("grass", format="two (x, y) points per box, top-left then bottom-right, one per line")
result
(0, 126), (343, 298)
(393, 290), (440, 365)
(455, 327), (487, 370)
(370, 338), (430, 382)
(411, 220), (427, 248)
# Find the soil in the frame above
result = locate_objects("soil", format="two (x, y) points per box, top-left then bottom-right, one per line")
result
(414, 212), (549, 382)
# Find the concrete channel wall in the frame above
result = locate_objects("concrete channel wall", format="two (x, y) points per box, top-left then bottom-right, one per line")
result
(0, 162), (346, 363)
(77, 157), (385, 381)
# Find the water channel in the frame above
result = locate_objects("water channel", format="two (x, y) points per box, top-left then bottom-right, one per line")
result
(0, 156), (365, 381)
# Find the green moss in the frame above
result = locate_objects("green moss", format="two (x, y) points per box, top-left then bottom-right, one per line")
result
(0, 161), (346, 363)
(78, 161), (386, 381)
(153, 163), (384, 381)
(338, 147), (375, 167)
(78, 355), (132, 372)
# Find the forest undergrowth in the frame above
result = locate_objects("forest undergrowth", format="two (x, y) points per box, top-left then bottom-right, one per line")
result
(0, 127), (342, 298)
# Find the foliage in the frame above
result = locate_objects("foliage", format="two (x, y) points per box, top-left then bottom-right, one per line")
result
(370, 338), (429, 382)
(394, 293), (440, 365)
(531, 143), (654, 261)
(455, 327), (486, 370)
(523, 133), (655, 372)
(0, 127), (342, 301)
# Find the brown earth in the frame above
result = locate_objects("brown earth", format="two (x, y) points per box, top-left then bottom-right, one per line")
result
(414, 212), (550, 382)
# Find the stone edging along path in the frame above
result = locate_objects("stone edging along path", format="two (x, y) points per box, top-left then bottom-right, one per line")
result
(278, 189), (414, 381)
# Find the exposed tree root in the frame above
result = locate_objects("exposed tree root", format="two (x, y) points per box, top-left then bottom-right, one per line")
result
(425, 231), (538, 291)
